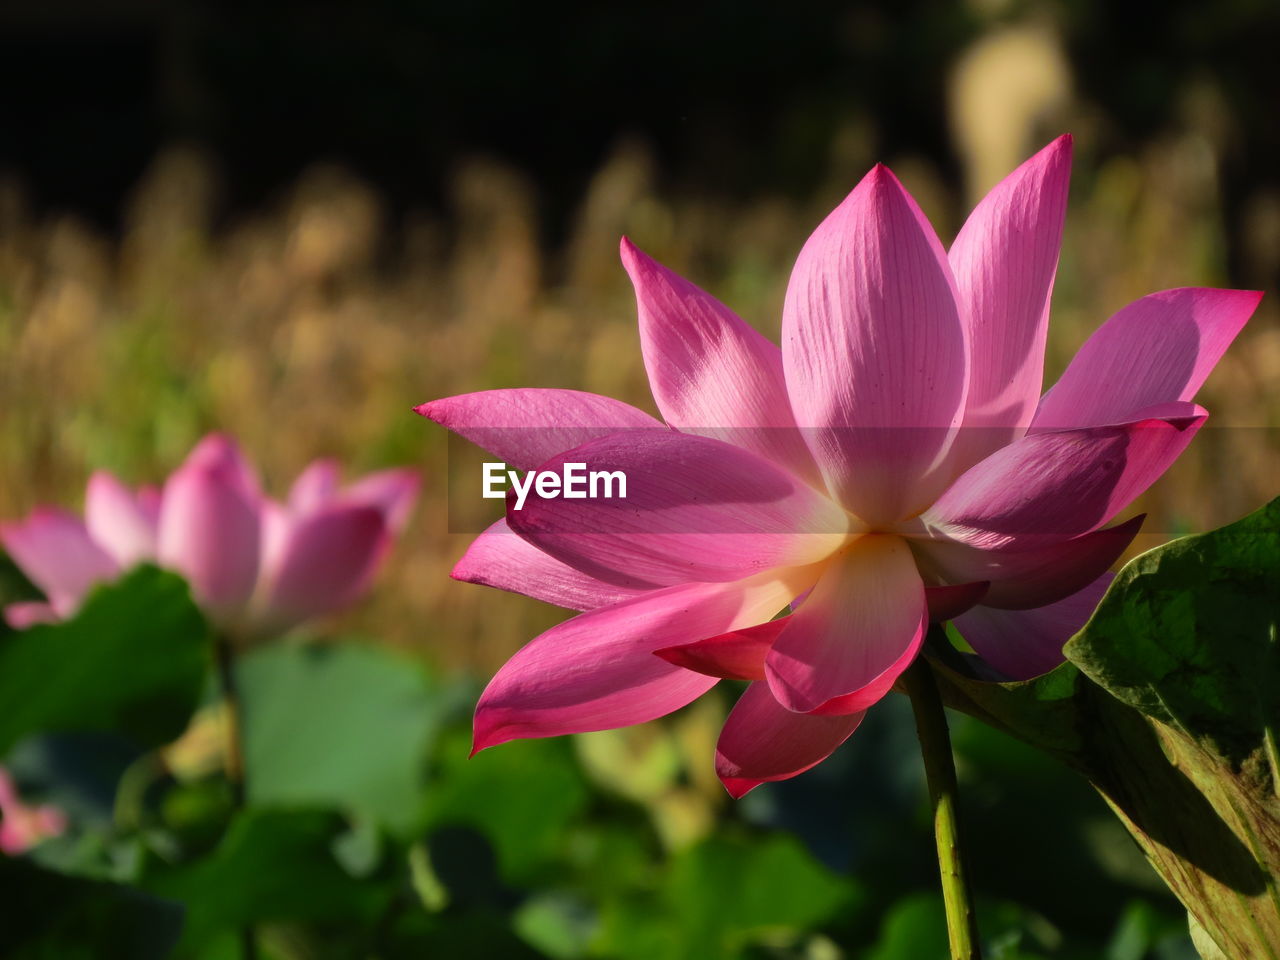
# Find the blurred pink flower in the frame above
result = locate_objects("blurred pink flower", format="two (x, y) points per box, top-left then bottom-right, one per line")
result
(1, 435), (419, 637)
(0, 767), (65, 855)
(419, 135), (1260, 796)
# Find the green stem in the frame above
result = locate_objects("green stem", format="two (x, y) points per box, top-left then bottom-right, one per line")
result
(213, 632), (257, 960)
(903, 655), (982, 960)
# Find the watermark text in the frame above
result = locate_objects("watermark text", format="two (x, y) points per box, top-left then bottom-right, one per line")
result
(483, 462), (627, 510)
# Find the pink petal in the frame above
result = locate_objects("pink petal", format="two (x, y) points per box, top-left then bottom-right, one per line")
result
(472, 573), (801, 752)
(257, 499), (293, 586)
(0, 508), (119, 615)
(950, 135), (1071, 464)
(288, 459), (341, 513)
(0, 823), (25, 854)
(254, 504), (387, 631)
(765, 535), (925, 715)
(781, 164), (968, 524)
(4, 601), (59, 629)
(621, 238), (819, 482)
(654, 618), (789, 681)
(913, 515), (1143, 610)
(452, 518), (652, 610)
(137, 486), (162, 526)
(506, 431), (848, 587)
(924, 581), (990, 621)
(342, 467), (420, 534)
(85, 471), (159, 568)
(920, 405), (1205, 549)
(716, 681), (864, 798)
(955, 574), (1113, 679)
(1034, 288), (1262, 431)
(180, 433), (262, 500)
(0, 769), (66, 854)
(416, 388), (663, 471)
(158, 442), (263, 621)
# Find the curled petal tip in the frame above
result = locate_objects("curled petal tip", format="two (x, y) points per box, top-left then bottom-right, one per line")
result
(720, 776), (760, 799)
(470, 709), (516, 756)
(1166, 405), (1209, 430)
(651, 646), (682, 667)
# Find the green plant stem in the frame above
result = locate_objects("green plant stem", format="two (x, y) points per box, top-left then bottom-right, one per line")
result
(213, 631), (257, 960)
(903, 655), (982, 960)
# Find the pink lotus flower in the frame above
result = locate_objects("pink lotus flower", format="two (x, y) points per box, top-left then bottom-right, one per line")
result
(1, 435), (419, 637)
(0, 767), (65, 855)
(419, 136), (1261, 796)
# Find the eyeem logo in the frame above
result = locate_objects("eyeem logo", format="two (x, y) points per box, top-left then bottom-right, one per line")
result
(483, 462), (628, 510)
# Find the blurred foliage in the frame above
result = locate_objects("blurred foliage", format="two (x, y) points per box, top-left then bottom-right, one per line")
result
(930, 497), (1280, 959)
(237, 644), (443, 836)
(0, 855), (184, 960)
(0, 566), (207, 756)
(0, 564), (1219, 958)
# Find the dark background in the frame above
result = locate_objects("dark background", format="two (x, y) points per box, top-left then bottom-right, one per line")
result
(3, 0), (1278, 256)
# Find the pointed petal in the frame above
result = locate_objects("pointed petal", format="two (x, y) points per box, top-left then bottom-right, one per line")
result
(342, 468), (420, 533)
(288, 459), (341, 514)
(766, 534), (925, 715)
(158, 442), (263, 620)
(1034, 288), (1262, 430)
(716, 681), (864, 798)
(654, 618), (788, 680)
(179, 433), (262, 500)
(453, 518), (652, 610)
(0, 508), (118, 614)
(85, 471), (159, 568)
(4, 601), (59, 629)
(782, 164), (968, 523)
(913, 515), (1142, 610)
(416, 388), (663, 471)
(924, 581), (990, 621)
(950, 135), (1071, 463)
(473, 573), (801, 751)
(921, 405), (1205, 548)
(955, 574), (1112, 679)
(255, 504), (387, 631)
(507, 431), (848, 587)
(621, 238), (819, 481)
